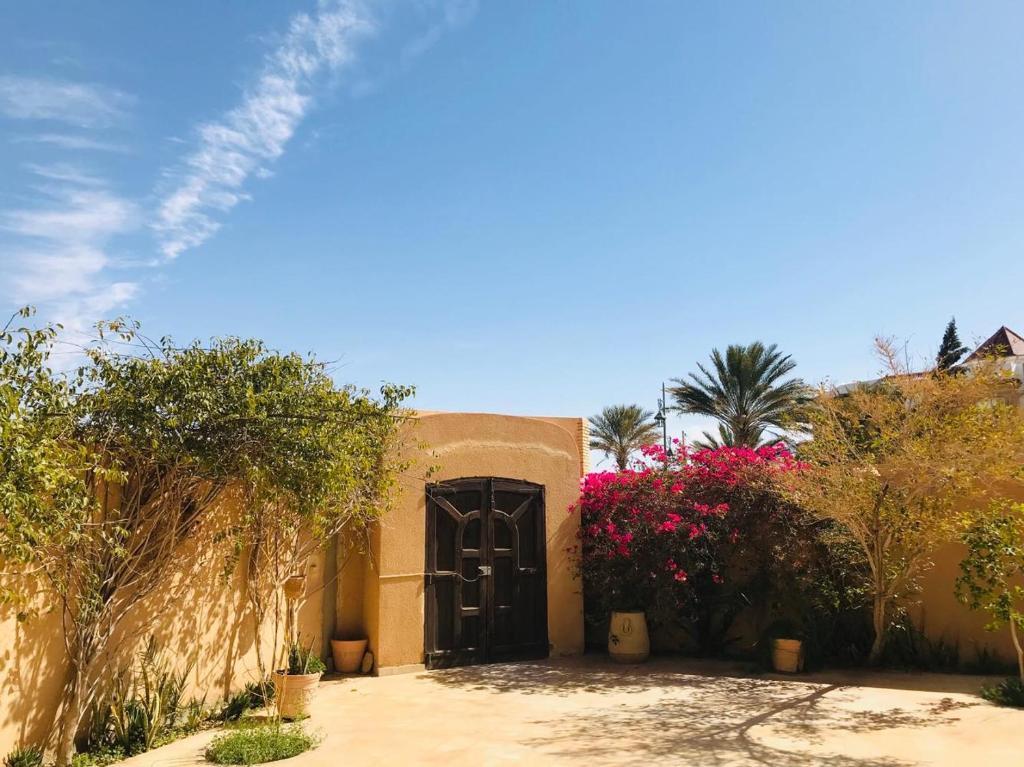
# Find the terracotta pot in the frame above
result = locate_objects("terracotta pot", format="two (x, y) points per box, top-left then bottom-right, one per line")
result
(272, 670), (321, 720)
(331, 638), (368, 673)
(608, 611), (650, 663)
(772, 638), (804, 673)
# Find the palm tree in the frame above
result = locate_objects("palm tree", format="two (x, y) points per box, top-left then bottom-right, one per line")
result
(688, 423), (742, 451)
(588, 404), (661, 470)
(670, 342), (809, 448)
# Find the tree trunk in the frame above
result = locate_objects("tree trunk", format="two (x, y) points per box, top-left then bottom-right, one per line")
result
(868, 594), (887, 665)
(55, 651), (87, 767)
(615, 450), (628, 471)
(1010, 619), (1024, 683)
(866, 485), (890, 666)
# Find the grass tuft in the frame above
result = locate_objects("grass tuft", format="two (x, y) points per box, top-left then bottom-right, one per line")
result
(204, 723), (318, 765)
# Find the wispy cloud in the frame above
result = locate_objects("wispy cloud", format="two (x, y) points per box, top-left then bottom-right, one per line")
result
(2, 0), (475, 338)
(14, 132), (131, 153)
(153, 0), (376, 260)
(0, 75), (132, 127)
(0, 76), (137, 328)
(402, 0), (478, 62)
(0, 164), (138, 307)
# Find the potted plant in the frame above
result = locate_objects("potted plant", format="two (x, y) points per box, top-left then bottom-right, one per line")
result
(272, 640), (326, 720)
(330, 636), (368, 673)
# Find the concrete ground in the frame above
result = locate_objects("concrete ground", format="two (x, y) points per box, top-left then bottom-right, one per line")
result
(119, 656), (1023, 767)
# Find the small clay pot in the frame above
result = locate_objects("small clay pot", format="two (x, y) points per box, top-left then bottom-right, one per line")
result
(331, 638), (368, 673)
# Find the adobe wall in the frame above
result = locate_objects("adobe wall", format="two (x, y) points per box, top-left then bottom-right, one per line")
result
(339, 412), (586, 672)
(0, 494), (326, 755)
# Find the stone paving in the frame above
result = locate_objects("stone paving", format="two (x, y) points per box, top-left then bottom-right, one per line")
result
(117, 656), (1023, 767)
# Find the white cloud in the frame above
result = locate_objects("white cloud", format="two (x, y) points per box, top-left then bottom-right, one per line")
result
(0, 165), (138, 309)
(0, 75), (131, 127)
(153, 0), (376, 260)
(14, 132), (131, 153)
(0, 76), (138, 336)
(3, 0), (475, 339)
(23, 161), (107, 187)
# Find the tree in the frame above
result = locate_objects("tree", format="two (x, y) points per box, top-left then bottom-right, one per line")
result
(936, 317), (968, 370)
(795, 338), (1024, 664)
(238, 376), (411, 677)
(0, 313), (411, 765)
(670, 342), (809, 448)
(588, 405), (661, 470)
(956, 501), (1024, 682)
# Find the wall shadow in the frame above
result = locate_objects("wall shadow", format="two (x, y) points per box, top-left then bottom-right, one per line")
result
(0, 492), (328, 753)
(0, 587), (68, 750)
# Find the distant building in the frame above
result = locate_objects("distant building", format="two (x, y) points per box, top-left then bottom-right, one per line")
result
(963, 325), (1024, 380)
(836, 325), (1024, 401)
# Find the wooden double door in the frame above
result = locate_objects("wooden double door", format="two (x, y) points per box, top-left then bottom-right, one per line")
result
(424, 477), (549, 669)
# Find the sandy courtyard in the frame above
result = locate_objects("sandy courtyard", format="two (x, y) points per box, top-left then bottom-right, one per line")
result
(118, 656), (1023, 767)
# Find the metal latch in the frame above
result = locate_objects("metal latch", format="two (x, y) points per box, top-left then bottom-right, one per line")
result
(478, 565), (492, 577)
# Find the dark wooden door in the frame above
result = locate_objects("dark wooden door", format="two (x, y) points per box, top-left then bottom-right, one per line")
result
(424, 478), (548, 669)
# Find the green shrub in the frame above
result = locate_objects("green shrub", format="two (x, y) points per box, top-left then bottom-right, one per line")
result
(90, 637), (193, 755)
(285, 642), (325, 676)
(181, 696), (209, 733)
(980, 677), (1024, 707)
(220, 677), (275, 722)
(70, 746), (126, 767)
(3, 746), (43, 767)
(205, 724), (318, 765)
(220, 691), (253, 723)
(962, 647), (1017, 676)
(879, 616), (959, 672)
(244, 679), (274, 708)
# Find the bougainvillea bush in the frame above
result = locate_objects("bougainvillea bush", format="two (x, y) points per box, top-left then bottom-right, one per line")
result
(573, 443), (865, 657)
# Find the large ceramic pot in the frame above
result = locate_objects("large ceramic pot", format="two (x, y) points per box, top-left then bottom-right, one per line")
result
(771, 638), (804, 673)
(608, 611), (650, 663)
(272, 670), (322, 720)
(331, 638), (368, 673)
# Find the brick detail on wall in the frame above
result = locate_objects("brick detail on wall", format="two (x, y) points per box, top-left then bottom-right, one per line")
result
(578, 419), (590, 476)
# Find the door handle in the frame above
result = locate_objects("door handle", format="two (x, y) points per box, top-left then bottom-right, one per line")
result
(478, 565), (492, 577)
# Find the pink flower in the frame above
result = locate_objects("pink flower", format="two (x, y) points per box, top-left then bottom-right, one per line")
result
(674, 570), (688, 582)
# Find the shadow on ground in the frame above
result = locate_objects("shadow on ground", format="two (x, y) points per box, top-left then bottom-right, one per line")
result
(421, 658), (984, 766)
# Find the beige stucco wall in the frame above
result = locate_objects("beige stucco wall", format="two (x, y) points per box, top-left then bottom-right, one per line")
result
(906, 481), (1024, 663)
(339, 411), (586, 672)
(0, 495), (327, 755)
(910, 543), (1017, 661)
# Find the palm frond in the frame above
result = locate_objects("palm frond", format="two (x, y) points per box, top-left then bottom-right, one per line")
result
(670, 342), (809, 448)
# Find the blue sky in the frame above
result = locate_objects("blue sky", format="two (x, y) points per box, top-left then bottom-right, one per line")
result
(2, 1), (1023, 455)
